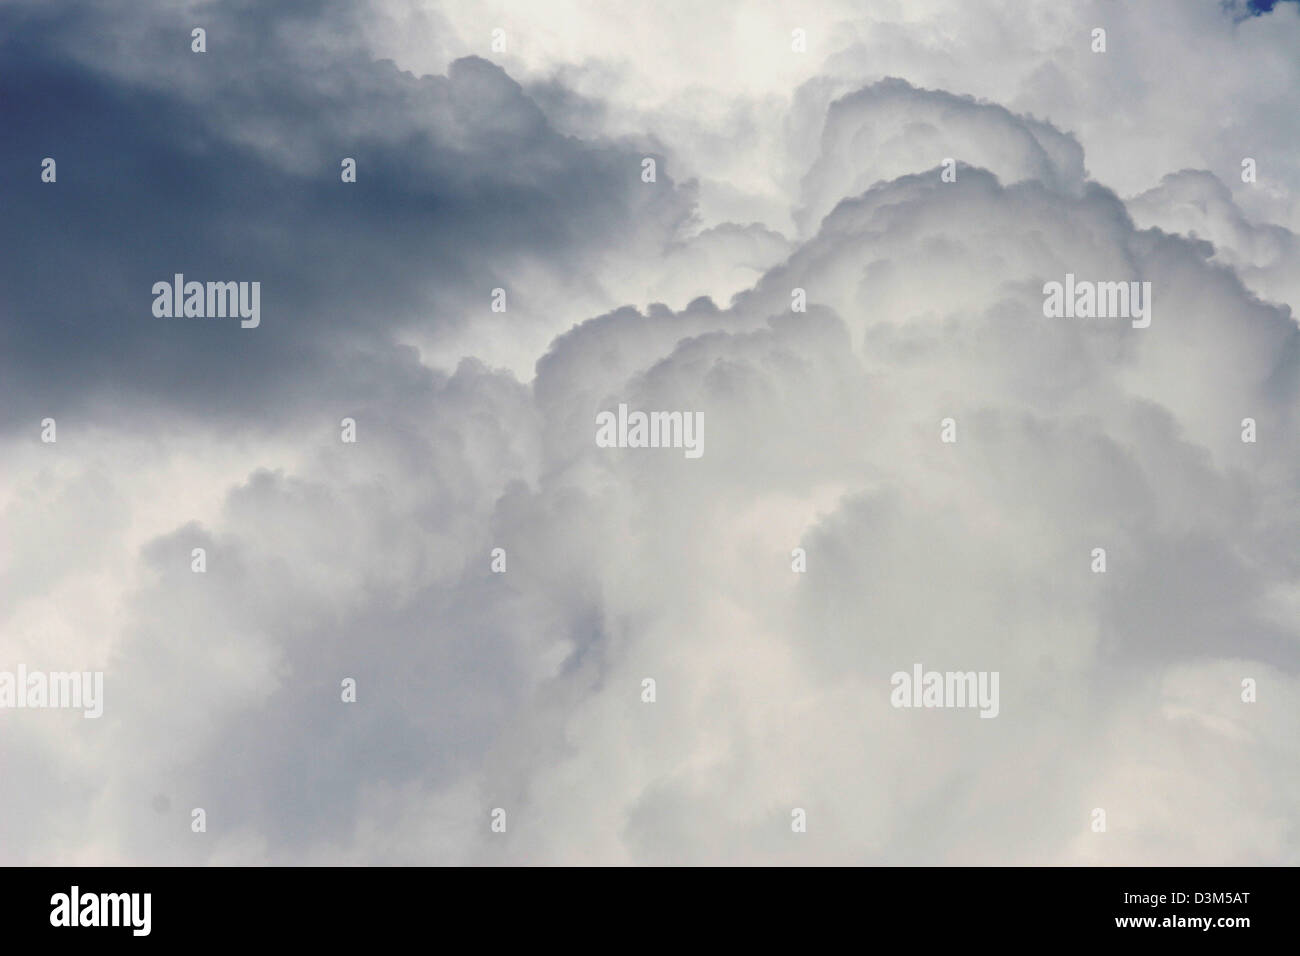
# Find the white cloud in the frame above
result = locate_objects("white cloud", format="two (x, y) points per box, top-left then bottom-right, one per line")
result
(2, 0), (1297, 865)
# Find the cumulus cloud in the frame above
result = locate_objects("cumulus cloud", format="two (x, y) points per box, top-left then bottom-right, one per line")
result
(0, 0), (1297, 865)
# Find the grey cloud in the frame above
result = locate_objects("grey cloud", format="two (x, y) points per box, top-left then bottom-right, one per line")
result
(2, 1), (1297, 866)
(796, 78), (1086, 235)
(0, 0), (695, 433)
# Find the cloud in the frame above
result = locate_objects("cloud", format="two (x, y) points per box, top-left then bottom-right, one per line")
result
(0, 0), (697, 428)
(1129, 169), (1300, 318)
(795, 78), (1086, 235)
(1, 0), (1297, 865)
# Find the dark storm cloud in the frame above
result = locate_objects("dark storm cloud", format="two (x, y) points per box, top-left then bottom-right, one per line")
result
(0, 0), (692, 432)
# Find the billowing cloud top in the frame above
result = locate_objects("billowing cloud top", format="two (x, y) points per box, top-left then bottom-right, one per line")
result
(0, 0), (1297, 865)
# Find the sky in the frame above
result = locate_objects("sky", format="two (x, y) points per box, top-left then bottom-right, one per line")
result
(0, 0), (1297, 865)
